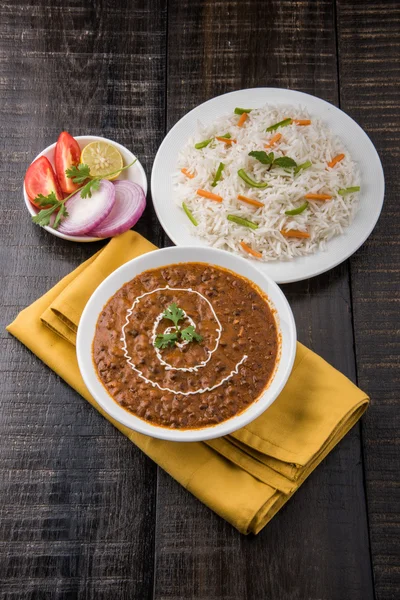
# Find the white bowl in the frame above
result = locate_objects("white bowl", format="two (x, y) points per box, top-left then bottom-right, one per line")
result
(76, 246), (297, 442)
(23, 135), (148, 243)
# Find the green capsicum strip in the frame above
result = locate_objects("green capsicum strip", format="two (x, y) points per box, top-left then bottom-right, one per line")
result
(338, 186), (361, 196)
(234, 107), (252, 115)
(238, 169), (269, 189)
(294, 160), (312, 175)
(227, 214), (258, 230)
(211, 162), (225, 187)
(285, 201), (309, 216)
(195, 138), (212, 149)
(266, 117), (293, 132)
(182, 202), (198, 226)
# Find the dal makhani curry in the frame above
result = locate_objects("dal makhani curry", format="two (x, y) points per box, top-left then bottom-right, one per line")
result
(93, 262), (279, 429)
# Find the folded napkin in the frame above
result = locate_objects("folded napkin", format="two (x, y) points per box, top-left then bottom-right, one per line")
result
(7, 231), (369, 534)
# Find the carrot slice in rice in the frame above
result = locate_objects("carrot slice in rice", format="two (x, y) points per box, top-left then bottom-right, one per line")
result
(304, 193), (332, 201)
(216, 136), (237, 144)
(264, 133), (282, 148)
(327, 154), (345, 168)
(237, 194), (264, 208)
(237, 113), (248, 127)
(281, 229), (310, 239)
(240, 241), (262, 258)
(197, 189), (223, 202)
(181, 168), (195, 179)
(293, 119), (311, 126)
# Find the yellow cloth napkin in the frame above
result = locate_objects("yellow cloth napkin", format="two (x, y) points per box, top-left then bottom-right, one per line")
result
(7, 231), (369, 534)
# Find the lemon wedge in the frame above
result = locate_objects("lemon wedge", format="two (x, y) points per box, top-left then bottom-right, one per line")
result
(81, 141), (123, 180)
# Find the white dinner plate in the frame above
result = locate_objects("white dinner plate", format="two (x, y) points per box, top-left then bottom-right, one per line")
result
(24, 135), (148, 243)
(151, 88), (384, 284)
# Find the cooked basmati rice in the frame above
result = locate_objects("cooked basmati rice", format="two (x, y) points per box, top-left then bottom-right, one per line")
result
(173, 105), (360, 261)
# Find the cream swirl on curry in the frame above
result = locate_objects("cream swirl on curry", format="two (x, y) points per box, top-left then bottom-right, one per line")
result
(93, 262), (279, 429)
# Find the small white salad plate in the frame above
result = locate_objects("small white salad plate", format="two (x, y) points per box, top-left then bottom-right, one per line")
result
(24, 135), (147, 243)
(151, 88), (385, 284)
(77, 246), (297, 442)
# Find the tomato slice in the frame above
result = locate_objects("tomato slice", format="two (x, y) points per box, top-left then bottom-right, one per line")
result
(54, 131), (81, 194)
(24, 156), (63, 209)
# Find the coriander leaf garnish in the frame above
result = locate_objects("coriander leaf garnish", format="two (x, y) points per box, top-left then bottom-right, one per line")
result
(65, 163), (91, 184)
(31, 201), (68, 229)
(80, 177), (101, 199)
(53, 205), (69, 229)
(181, 325), (203, 343)
(154, 304), (203, 349)
(154, 332), (179, 349)
(248, 151), (274, 165)
(248, 150), (297, 170)
(32, 204), (60, 227)
(162, 303), (185, 328)
(273, 156), (297, 168)
(66, 159), (137, 184)
(31, 191), (69, 229)
(35, 191), (60, 207)
(66, 158), (137, 200)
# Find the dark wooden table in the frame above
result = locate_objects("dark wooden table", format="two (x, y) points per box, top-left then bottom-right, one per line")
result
(1, 1), (399, 599)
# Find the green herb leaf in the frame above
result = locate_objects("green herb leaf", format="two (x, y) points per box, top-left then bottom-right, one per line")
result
(234, 107), (252, 115)
(154, 304), (203, 349)
(273, 156), (297, 168)
(31, 192), (68, 228)
(266, 118), (292, 132)
(154, 332), (179, 349)
(65, 163), (91, 184)
(33, 191), (60, 207)
(219, 133), (231, 139)
(248, 151), (274, 165)
(53, 204), (69, 229)
(181, 325), (203, 343)
(31, 204), (60, 227)
(162, 303), (185, 328)
(211, 162), (225, 187)
(249, 152), (297, 169)
(80, 177), (101, 199)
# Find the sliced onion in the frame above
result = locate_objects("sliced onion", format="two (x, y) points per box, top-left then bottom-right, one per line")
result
(88, 180), (146, 238)
(57, 180), (115, 236)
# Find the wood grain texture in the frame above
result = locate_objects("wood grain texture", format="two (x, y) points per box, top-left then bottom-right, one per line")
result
(0, 0), (167, 598)
(337, 1), (400, 598)
(155, 1), (374, 599)
(0, 0), (397, 598)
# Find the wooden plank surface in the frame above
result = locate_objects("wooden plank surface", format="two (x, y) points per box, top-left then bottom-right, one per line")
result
(337, 1), (400, 599)
(155, 1), (374, 599)
(0, 1), (166, 598)
(0, 0), (397, 599)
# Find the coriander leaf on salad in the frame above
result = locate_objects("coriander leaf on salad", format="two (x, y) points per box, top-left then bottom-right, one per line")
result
(65, 163), (91, 184)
